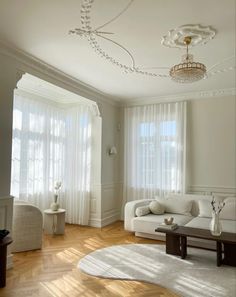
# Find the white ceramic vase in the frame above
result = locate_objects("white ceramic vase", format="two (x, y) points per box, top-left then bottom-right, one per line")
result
(50, 194), (60, 211)
(210, 212), (222, 236)
(50, 202), (60, 211)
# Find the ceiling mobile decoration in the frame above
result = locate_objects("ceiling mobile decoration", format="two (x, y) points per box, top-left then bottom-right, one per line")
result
(69, 0), (235, 83)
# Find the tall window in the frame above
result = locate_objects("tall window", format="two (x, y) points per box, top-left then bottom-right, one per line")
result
(11, 101), (65, 201)
(11, 91), (93, 225)
(139, 120), (177, 189)
(124, 102), (186, 202)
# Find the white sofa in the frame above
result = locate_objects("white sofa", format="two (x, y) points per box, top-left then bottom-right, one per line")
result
(125, 194), (236, 249)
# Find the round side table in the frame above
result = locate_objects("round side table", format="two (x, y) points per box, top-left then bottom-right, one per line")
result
(43, 209), (66, 235)
(0, 236), (13, 288)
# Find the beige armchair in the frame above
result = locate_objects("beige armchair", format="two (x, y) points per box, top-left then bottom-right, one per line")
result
(11, 201), (43, 252)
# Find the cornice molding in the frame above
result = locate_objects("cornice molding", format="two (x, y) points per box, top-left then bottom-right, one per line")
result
(123, 88), (236, 106)
(0, 40), (121, 107)
(17, 73), (97, 105)
(1, 40), (234, 108)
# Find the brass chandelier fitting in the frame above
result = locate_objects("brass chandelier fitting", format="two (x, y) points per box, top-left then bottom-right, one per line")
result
(169, 36), (207, 83)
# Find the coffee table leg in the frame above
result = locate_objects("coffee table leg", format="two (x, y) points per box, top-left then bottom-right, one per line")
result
(0, 245), (7, 288)
(222, 243), (236, 266)
(166, 234), (181, 256)
(180, 236), (187, 259)
(216, 241), (222, 267)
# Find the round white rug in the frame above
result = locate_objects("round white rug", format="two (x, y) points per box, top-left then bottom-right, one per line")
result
(78, 244), (236, 297)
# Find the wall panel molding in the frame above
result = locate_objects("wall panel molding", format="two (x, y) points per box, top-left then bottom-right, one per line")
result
(188, 185), (236, 196)
(101, 182), (122, 227)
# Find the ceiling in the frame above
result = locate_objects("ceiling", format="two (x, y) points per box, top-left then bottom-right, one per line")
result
(0, 0), (235, 102)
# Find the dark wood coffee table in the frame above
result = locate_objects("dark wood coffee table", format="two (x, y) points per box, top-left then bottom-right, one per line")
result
(155, 226), (236, 267)
(0, 235), (13, 288)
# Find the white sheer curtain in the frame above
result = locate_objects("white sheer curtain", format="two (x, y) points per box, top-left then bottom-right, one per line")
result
(11, 92), (92, 225)
(123, 101), (186, 203)
(64, 107), (91, 224)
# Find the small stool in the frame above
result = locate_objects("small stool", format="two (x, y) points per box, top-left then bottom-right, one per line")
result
(43, 209), (66, 235)
(0, 236), (13, 288)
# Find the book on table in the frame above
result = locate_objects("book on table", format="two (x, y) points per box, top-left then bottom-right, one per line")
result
(157, 223), (178, 230)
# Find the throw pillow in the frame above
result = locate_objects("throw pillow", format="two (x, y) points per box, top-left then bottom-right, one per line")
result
(155, 196), (193, 216)
(220, 197), (236, 220)
(198, 200), (212, 218)
(149, 200), (165, 214)
(135, 205), (151, 217)
(198, 197), (236, 219)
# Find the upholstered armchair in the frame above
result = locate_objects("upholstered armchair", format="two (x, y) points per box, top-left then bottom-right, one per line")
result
(11, 200), (43, 252)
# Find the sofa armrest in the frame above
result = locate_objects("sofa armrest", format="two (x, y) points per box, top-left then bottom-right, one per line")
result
(12, 204), (43, 252)
(124, 199), (154, 231)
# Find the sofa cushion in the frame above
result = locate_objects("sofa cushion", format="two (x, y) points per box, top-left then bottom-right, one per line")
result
(167, 194), (215, 216)
(220, 197), (236, 220)
(185, 217), (236, 233)
(149, 201), (164, 214)
(132, 214), (193, 235)
(198, 197), (236, 220)
(155, 196), (193, 216)
(135, 205), (151, 217)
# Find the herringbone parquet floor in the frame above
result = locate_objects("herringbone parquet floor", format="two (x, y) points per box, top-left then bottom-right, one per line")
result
(1, 221), (179, 297)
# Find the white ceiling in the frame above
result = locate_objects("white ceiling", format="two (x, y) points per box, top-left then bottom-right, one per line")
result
(0, 0), (235, 102)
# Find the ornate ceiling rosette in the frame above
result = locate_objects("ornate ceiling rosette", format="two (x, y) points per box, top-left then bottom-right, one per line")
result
(161, 24), (216, 49)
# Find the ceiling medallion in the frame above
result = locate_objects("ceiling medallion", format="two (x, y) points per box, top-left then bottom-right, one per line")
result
(161, 24), (216, 49)
(69, 0), (234, 83)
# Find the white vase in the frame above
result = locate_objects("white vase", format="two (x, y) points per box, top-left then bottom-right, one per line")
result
(210, 212), (222, 236)
(50, 202), (60, 211)
(50, 193), (60, 211)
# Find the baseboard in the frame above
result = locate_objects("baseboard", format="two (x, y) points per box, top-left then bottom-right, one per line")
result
(101, 211), (121, 227)
(89, 211), (121, 228)
(88, 218), (102, 228)
(7, 254), (13, 269)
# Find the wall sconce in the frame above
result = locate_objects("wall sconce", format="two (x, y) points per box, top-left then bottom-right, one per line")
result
(108, 146), (117, 156)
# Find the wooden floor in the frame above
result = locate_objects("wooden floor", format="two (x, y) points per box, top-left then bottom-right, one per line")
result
(2, 221), (179, 297)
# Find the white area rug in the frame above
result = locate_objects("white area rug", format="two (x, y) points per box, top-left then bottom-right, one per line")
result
(78, 244), (236, 297)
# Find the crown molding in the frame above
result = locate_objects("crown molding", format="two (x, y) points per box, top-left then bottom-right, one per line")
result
(1, 40), (234, 108)
(0, 40), (121, 107)
(17, 73), (97, 105)
(123, 88), (236, 106)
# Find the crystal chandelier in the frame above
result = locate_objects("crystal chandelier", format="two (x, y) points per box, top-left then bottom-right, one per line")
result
(170, 36), (206, 83)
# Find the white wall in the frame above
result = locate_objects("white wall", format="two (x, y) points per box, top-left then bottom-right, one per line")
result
(99, 103), (122, 226)
(187, 96), (236, 196)
(0, 56), (17, 196)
